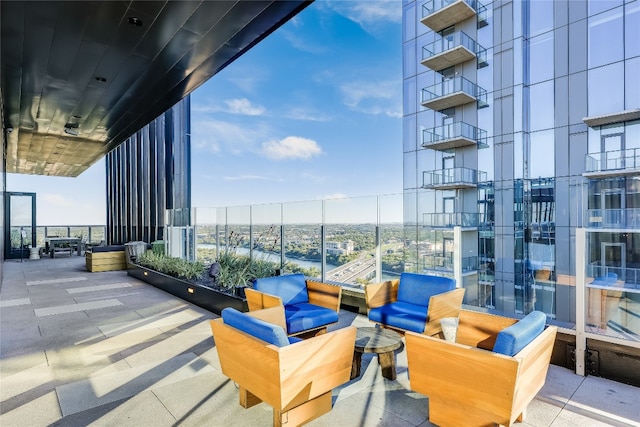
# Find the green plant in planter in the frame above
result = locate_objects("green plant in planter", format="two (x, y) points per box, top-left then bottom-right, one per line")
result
(212, 229), (280, 290)
(137, 251), (205, 281)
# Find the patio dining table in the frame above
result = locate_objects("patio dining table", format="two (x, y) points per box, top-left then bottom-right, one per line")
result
(45, 237), (82, 258)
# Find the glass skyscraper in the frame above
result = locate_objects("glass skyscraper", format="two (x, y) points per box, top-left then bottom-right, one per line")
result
(403, 0), (639, 378)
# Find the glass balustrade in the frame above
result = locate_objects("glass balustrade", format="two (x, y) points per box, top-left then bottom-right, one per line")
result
(422, 167), (486, 189)
(422, 121), (488, 150)
(584, 148), (640, 176)
(422, 212), (479, 228)
(586, 208), (640, 229)
(421, 77), (488, 110)
(421, 31), (487, 70)
(166, 194), (405, 290)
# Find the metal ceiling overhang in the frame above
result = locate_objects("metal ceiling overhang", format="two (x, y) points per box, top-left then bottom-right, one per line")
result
(1, 0), (311, 177)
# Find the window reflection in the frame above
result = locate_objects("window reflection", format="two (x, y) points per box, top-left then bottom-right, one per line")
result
(588, 62), (624, 116)
(588, 7), (624, 68)
(529, 32), (554, 84)
(530, 80), (555, 131)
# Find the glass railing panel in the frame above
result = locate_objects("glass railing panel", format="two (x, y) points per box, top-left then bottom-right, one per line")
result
(422, 122), (487, 146)
(282, 200), (323, 277)
(422, 31), (477, 60)
(423, 212), (479, 227)
(462, 256), (478, 272)
(422, 76), (481, 102)
(194, 207), (222, 264)
(423, 167), (479, 187)
(586, 208), (640, 229)
(585, 148), (640, 173)
(422, 0), (477, 16)
(379, 193), (404, 281)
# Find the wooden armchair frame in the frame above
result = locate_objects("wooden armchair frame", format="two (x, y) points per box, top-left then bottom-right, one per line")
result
(210, 307), (356, 427)
(245, 279), (342, 337)
(364, 279), (465, 336)
(405, 310), (558, 427)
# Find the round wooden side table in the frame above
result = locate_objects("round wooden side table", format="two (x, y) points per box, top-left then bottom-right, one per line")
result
(351, 326), (403, 380)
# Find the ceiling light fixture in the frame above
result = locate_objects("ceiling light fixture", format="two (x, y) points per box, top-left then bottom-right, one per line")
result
(95, 76), (107, 83)
(127, 17), (143, 26)
(64, 127), (78, 136)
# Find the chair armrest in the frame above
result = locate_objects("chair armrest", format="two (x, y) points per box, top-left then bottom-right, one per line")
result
(406, 331), (520, 426)
(279, 326), (356, 410)
(457, 310), (518, 349)
(364, 279), (399, 310)
(306, 280), (342, 312)
(245, 288), (283, 311)
(424, 288), (465, 336)
(247, 306), (288, 331)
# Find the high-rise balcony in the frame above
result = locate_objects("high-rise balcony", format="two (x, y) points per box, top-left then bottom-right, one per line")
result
(586, 208), (640, 229)
(421, 76), (488, 111)
(421, 0), (487, 32)
(423, 254), (478, 274)
(583, 148), (640, 178)
(421, 31), (487, 71)
(422, 212), (479, 229)
(422, 167), (486, 190)
(422, 121), (488, 151)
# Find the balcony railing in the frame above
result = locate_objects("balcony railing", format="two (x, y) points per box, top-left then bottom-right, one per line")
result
(584, 148), (640, 178)
(422, 212), (479, 228)
(423, 254), (478, 273)
(422, 167), (486, 190)
(421, 0), (487, 32)
(421, 31), (487, 71)
(587, 264), (640, 288)
(421, 76), (488, 111)
(586, 208), (640, 229)
(164, 194), (405, 288)
(422, 122), (488, 151)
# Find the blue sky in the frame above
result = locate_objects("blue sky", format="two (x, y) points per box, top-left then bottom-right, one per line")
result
(7, 0), (403, 225)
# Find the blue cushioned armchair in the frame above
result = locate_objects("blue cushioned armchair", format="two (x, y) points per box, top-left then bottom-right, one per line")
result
(211, 306), (356, 426)
(365, 272), (465, 336)
(406, 310), (557, 426)
(244, 273), (341, 338)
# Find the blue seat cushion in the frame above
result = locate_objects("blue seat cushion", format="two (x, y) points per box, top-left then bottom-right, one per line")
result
(284, 303), (339, 335)
(368, 301), (428, 333)
(493, 311), (547, 356)
(221, 307), (290, 347)
(396, 273), (456, 307)
(253, 274), (309, 306)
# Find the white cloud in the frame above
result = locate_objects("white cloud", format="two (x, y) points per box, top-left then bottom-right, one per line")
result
(340, 79), (401, 117)
(223, 175), (283, 182)
(191, 119), (269, 154)
(325, 0), (401, 31)
(192, 98), (265, 116)
(261, 136), (323, 160)
(281, 30), (327, 54)
(285, 108), (332, 122)
(224, 98), (266, 116)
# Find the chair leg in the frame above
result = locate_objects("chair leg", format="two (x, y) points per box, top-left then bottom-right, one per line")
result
(273, 391), (332, 427)
(239, 387), (262, 408)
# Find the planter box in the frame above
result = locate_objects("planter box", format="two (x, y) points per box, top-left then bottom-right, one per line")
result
(86, 245), (126, 272)
(128, 265), (248, 315)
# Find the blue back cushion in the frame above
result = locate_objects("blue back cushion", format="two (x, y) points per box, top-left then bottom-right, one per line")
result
(396, 273), (456, 306)
(253, 274), (309, 306)
(221, 307), (290, 347)
(493, 311), (547, 356)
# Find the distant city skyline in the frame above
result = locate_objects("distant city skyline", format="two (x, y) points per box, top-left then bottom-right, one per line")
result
(6, 1), (403, 225)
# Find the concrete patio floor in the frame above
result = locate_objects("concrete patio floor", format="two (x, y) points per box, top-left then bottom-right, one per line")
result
(1, 257), (639, 427)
